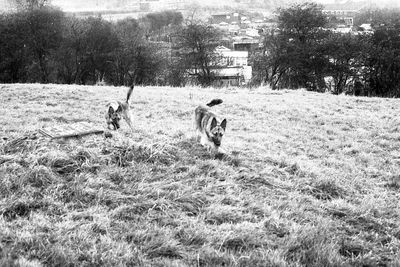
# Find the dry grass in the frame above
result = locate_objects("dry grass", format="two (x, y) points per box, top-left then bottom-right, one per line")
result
(0, 83), (400, 266)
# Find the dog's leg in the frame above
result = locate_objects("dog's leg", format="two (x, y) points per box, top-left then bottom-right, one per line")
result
(195, 129), (201, 142)
(200, 135), (207, 147)
(123, 111), (134, 132)
(193, 123), (198, 140)
(200, 135), (214, 153)
(112, 121), (119, 130)
(216, 146), (226, 154)
(193, 114), (200, 140)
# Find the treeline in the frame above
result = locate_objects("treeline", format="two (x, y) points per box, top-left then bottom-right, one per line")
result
(0, 6), (183, 86)
(2, 2), (400, 97)
(251, 3), (400, 97)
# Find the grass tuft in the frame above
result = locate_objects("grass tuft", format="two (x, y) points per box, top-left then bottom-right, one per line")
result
(113, 203), (154, 221)
(215, 152), (241, 167)
(303, 179), (346, 200)
(195, 247), (234, 266)
(1, 198), (47, 221)
(264, 217), (291, 238)
(205, 205), (248, 225)
(175, 193), (208, 216)
(339, 239), (366, 258)
(146, 242), (185, 259)
(1, 133), (39, 154)
(24, 165), (56, 188)
(284, 225), (342, 267)
(386, 175), (400, 189)
(105, 142), (179, 167)
(174, 228), (207, 247)
(50, 157), (81, 175)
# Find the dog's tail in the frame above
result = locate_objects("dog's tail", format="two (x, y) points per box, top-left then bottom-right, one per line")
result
(206, 99), (223, 107)
(126, 84), (134, 103)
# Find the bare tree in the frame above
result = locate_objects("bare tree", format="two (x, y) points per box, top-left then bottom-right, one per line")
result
(174, 22), (222, 86)
(11, 0), (51, 10)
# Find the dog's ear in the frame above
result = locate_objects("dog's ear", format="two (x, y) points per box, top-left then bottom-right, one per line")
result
(211, 118), (217, 129)
(220, 119), (227, 130)
(108, 106), (114, 114)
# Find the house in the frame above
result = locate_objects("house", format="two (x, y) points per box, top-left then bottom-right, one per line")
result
(322, 1), (366, 26)
(210, 13), (241, 25)
(213, 46), (252, 87)
(332, 24), (353, 33)
(232, 36), (259, 52)
(360, 23), (372, 31)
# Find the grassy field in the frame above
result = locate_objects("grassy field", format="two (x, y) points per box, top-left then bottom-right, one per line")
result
(0, 83), (399, 266)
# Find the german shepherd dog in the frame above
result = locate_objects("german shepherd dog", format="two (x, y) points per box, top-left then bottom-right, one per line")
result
(105, 85), (134, 131)
(195, 99), (227, 152)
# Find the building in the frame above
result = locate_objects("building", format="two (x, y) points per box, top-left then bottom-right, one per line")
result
(322, 1), (367, 26)
(210, 13), (241, 25)
(213, 46), (252, 87)
(232, 37), (259, 52)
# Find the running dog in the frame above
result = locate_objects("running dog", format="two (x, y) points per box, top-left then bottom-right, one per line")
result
(105, 85), (134, 131)
(194, 99), (227, 152)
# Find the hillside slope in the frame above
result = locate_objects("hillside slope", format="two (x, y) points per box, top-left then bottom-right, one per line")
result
(0, 84), (399, 266)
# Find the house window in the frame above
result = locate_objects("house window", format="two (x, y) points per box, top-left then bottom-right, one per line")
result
(227, 57), (234, 66)
(234, 57), (246, 66)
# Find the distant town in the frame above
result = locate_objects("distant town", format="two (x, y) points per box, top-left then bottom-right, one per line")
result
(1, 0), (397, 15)
(1, 0), (399, 91)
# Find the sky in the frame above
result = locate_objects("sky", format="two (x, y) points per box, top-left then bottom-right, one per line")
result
(282, 0), (399, 7)
(2, 0), (399, 12)
(321, 0), (399, 6)
(50, 0), (399, 9)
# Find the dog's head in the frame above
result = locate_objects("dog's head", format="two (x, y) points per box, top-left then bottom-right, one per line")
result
(108, 106), (122, 129)
(210, 118), (227, 147)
